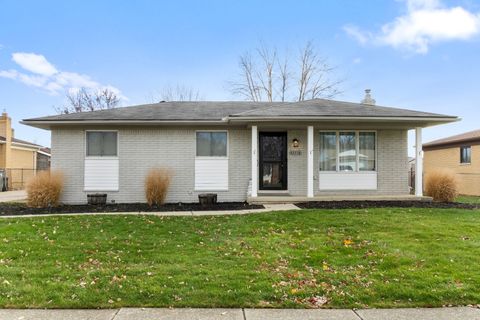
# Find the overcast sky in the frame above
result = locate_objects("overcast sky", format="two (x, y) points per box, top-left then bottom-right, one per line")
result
(1, 0), (479, 153)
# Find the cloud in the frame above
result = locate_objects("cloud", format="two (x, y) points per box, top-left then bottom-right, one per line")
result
(0, 52), (127, 99)
(344, 0), (480, 54)
(12, 53), (58, 76)
(343, 25), (370, 45)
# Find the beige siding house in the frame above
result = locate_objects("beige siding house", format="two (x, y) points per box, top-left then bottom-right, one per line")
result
(423, 130), (480, 196)
(23, 94), (457, 204)
(0, 112), (51, 189)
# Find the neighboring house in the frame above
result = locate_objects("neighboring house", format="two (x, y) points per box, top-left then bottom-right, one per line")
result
(423, 129), (480, 196)
(22, 92), (457, 204)
(0, 112), (51, 189)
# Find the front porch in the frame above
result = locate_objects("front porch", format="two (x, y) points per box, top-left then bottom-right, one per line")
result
(248, 194), (432, 204)
(249, 124), (425, 202)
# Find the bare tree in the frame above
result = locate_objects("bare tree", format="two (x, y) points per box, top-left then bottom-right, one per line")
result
(149, 84), (202, 103)
(55, 87), (120, 114)
(231, 41), (342, 102)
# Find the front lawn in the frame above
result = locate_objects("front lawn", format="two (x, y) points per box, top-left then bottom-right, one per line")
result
(0, 208), (479, 309)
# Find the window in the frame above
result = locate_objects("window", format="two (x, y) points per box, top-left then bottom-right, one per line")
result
(319, 132), (337, 171)
(460, 146), (471, 164)
(86, 131), (117, 157)
(339, 132), (356, 171)
(196, 132), (227, 157)
(319, 131), (376, 172)
(359, 132), (376, 171)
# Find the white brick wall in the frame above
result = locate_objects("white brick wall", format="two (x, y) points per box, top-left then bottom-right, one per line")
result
(52, 127), (409, 204)
(52, 127), (251, 204)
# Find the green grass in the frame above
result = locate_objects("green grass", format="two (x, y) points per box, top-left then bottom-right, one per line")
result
(456, 195), (480, 204)
(0, 208), (480, 309)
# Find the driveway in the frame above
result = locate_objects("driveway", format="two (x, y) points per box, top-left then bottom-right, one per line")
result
(0, 190), (26, 202)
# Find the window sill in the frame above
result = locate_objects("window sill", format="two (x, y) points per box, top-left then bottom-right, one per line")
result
(195, 157), (229, 160)
(319, 171), (377, 174)
(85, 156), (119, 160)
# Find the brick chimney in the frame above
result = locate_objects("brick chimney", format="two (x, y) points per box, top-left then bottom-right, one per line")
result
(0, 112), (12, 168)
(361, 89), (376, 106)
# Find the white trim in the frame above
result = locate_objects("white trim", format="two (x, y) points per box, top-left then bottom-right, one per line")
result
(21, 116), (459, 129)
(228, 116), (458, 122)
(415, 127), (423, 196)
(84, 158), (119, 192)
(194, 158), (229, 191)
(251, 126), (258, 198)
(319, 172), (377, 190)
(307, 126), (314, 198)
(37, 150), (51, 157)
(84, 130), (119, 158)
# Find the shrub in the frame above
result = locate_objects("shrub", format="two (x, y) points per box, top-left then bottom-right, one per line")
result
(145, 168), (172, 206)
(424, 169), (458, 202)
(26, 170), (64, 207)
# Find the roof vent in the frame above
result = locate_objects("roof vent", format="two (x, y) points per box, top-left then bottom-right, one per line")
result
(361, 89), (376, 106)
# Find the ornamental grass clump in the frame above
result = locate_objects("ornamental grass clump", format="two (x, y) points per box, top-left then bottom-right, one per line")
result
(424, 169), (458, 202)
(145, 168), (172, 206)
(26, 170), (64, 207)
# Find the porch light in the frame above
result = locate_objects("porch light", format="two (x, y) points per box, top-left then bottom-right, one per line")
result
(292, 138), (300, 148)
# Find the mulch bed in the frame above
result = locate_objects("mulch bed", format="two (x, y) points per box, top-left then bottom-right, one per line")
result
(296, 200), (480, 210)
(0, 202), (264, 216)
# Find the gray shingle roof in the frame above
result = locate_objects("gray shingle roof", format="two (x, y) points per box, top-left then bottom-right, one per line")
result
(230, 99), (453, 118)
(22, 99), (456, 123)
(24, 101), (285, 122)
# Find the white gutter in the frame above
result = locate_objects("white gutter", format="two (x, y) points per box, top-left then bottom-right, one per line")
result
(227, 116), (459, 122)
(21, 115), (459, 130)
(21, 120), (228, 125)
(37, 150), (51, 156)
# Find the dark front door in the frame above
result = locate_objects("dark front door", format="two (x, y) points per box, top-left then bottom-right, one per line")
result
(259, 132), (287, 190)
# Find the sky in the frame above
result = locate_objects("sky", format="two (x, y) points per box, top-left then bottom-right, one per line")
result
(1, 0), (479, 154)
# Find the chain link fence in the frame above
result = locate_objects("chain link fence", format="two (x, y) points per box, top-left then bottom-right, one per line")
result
(3, 168), (49, 190)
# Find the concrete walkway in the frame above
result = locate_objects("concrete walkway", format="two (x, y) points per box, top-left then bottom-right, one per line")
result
(0, 203), (300, 219)
(0, 307), (478, 320)
(0, 190), (26, 203)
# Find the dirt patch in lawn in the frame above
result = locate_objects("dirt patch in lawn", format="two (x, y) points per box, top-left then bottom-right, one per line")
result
(0, 202), (264, 216)
(296, 200), (480, 210)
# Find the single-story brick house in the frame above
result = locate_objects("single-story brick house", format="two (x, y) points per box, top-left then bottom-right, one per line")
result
(22, 93), (457, 204)
(423, 129), (480, 196)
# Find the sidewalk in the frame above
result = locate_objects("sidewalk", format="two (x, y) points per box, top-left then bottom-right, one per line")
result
(0, 203), (300, 219)
(0, 190), (26, 203)
(0, 307), (478, 320)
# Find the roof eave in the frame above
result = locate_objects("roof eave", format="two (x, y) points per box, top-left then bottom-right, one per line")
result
(20, 119), (229, 130)
(227, 116), (459, 127)
(22, 115), (459, 130)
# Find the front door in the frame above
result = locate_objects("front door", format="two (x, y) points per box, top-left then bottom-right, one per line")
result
(259, 132), (287, 190)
